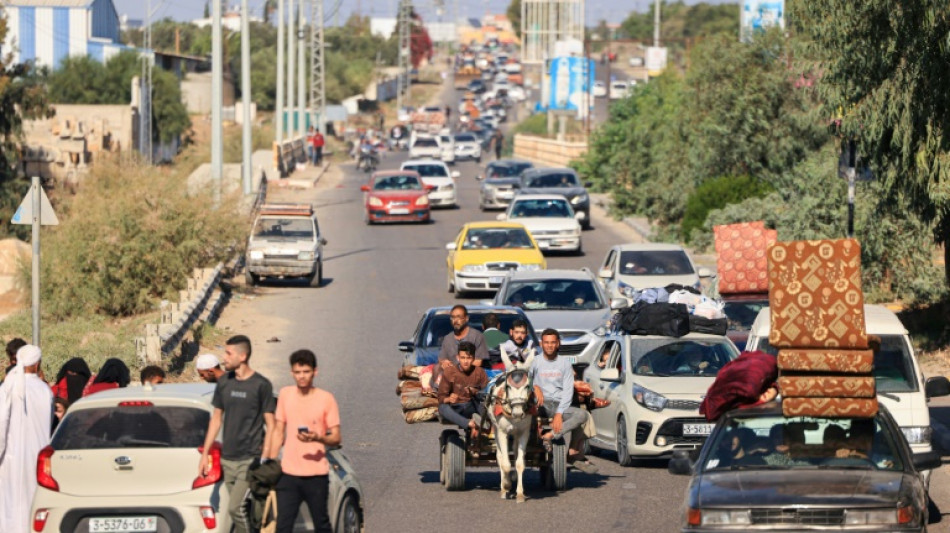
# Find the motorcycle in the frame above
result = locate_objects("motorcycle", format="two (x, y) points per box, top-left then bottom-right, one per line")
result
(357, 145), (380, 172)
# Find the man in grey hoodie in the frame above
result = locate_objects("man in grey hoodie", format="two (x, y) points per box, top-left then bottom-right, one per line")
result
(530, 328), (598, 474)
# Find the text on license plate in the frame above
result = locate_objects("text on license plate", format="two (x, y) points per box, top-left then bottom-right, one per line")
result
(389, 208), (410, 215)
(89, 516), (158, 532)
(489, 276), (504, 284)
(682, 423), (715, 436)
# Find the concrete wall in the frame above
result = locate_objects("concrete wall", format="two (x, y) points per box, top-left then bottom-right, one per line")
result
(181, 72), (213, 114)
(513, 134), (587, 168)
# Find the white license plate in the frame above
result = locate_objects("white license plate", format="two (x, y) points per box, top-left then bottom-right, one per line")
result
(89, 517), (158, 532)
(537, 240), (550, 248)
(489, 276), (504, 284)
(561, 356), (577, 364)
(682, 423), (715, 436)
(389, 208), (410, 215)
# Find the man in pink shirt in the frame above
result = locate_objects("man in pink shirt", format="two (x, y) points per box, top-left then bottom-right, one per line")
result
(267, 349), (341, 533)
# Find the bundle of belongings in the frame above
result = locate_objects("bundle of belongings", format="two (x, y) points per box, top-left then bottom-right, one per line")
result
(714, 221), (777, 296)
(396, 364), (506, 424)
(768, 238), (876, 418)
(612, 284), (727, 337)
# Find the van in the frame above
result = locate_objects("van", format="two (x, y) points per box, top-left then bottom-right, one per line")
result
(746, 305), (950, 457)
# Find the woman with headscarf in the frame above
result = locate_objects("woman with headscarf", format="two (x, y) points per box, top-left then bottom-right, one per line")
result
(82, 358), (131, 397)
(51, 357), (92, 404)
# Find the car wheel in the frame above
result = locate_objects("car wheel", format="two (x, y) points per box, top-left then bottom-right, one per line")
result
(617, 415), (634, 467)
(308, 266), (322, 288)
(447, 272), (455, 293)
(334, 493), (361, 533)
(244, 269), (258, 287)
(476, 156), (481, 163)
(575, 241), (584, 256)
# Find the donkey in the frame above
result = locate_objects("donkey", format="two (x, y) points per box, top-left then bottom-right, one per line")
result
(486, 347), (537, 503)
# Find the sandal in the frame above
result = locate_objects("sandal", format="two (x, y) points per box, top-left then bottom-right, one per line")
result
(571, 459), (599, 474)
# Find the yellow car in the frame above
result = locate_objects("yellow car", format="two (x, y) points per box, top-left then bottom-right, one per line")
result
(445, 221), (546, 296)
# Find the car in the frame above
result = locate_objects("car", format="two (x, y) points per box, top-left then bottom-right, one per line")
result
(609, 81), (629, 99)
(360, 170), (432, 224)
(453, 133), (483, 162)
(498, 194), (584, 253)
(467, 79), (487, 93)
(245, 203), (328, 288)
(518, 168), (592, 229)
(582, 331), (740, 463)
(628, 56), (644, 68)
(398, 305), (539, 367)
(745, 305), (950, 458)
(493, 268), (627, 368)
(720, 293), (768, 351)
(408, 135), (442, 159)
(597, 243), (712, 301)
(445, 221), (546, 296)
(397, 105), (415, 122)
(438, 133), (456, 165)
(668, 401), (940, 533)
(477, 159), (534, 210)
(592, 81), (607, 98)
(470, 128), (494, 150)
(503, 62), (522, 74)
(506, 86), (526, 102)
(401, 159), (460, 208)
(30, 384), (365, 533)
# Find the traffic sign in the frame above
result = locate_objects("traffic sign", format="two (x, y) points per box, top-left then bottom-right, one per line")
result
(12, 182), (58, 225)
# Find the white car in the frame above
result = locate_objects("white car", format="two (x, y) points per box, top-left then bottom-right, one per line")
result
(592, 81), (607, 98)
(498, 194), (583, 253)
(453, 133), (482, 162)
(609, 81), (629, 99)
(583, 332), (740, 464)
(438, 133), (456, 165)
(506, 86), (526, 102)
(504, 62), (522, 74)
(30, 384), (365, 533)
(597, 243), (712, 302)
(397, 106), (415, 122)
(409, 135), (442, 159)
(401, 159), (459, 207)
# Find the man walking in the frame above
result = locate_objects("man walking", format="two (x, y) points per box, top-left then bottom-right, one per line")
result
(199, 335), (276, 533)
(267, 349), (340, 533)
(0, 344), (52, 533)
(312, 129), (325, 166)
(491, 129), (504, 160)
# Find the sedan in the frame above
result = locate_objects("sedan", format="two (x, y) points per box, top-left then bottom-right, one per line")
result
(478, 159), (535, 210)
(361, 171), (432, 224)
(498, 194), (583, 253)
(454, 133), (483, 162)
(592, 81), (607, 98)
(446, 221), (546, 296)
(409, 136), (441, 160)
(669, 402), (939, 532)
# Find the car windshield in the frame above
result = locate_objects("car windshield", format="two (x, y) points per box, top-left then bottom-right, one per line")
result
(631, 339), (738, 377)
(404, 164), (448, 178)
(502, 279), (604, 310)
(413, 138), (438, 148)
(461, 227), (534, 250)
(52, 406), (210, 449)
(724, 300), (769, 331)
(373, 174), (422, 191)
(525, 173), (579, 188)
(252, 217), (314, 240)
(455, 134), (476, 142)
(509, 198), (573, 218)
(755, 334), (917, 393)
(618, 250), (695, 276)
(419, 311), (535, 347)
(702, 414), (903, 472)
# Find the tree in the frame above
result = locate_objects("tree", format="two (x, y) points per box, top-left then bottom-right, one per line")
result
(620, 1), (738, 41)
(791, 0), (950, 285)
(507, 0), (522, 40)
(204, 1), (210, 18)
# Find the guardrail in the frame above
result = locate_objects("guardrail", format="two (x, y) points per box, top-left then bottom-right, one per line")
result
(513, 133), (588, 168)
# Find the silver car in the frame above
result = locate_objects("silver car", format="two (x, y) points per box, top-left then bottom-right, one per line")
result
(246, 203), (328, 288)
(598, 243), (712, 303)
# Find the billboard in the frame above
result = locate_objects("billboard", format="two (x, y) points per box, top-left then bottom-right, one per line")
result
(645, 47), (668, 76)
(741, 0), (785, 42)
(547, 56), (595, 112)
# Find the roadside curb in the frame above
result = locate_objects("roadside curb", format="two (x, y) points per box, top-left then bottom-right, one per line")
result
(271, 161), (330, 189)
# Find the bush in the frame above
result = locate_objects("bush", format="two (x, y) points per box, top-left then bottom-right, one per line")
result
(681, 175), (774, 241)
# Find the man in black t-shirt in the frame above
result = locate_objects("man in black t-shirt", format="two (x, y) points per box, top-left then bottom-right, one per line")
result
(199, 335), (276, 533)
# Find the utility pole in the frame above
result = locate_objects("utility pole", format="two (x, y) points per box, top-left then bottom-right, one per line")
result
(397, 0), (412, 111)
(287, 0), (296, 140)
(297, 0), (306, 138)
(241, 0), (252, 194)
(140, 0), (153, 164)
(212, 0), (223, 203)
(653, 0), (661, 47)
(276, 0), (285, 145)
(310, 0), (327, 135)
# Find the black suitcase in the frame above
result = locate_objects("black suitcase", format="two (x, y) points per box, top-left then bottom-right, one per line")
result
(618, 301), (690, 337)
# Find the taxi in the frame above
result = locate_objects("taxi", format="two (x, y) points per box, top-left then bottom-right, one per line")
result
(445, 221), (546, 296)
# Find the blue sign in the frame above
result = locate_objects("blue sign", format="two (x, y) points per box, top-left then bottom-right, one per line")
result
(548, 57), (595, 112)
(741, 0), (785, 42)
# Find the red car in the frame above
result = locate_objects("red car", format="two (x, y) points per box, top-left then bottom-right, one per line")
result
(361, 170), (433, 224)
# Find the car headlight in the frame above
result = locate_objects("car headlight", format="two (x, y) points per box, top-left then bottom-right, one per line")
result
(633, 384), (667, 411)
(571, 193), (589, 205)
(248, 250), (264, 260)
(695, 510), (752, 526)
(368, 196), (383, 207)
(439, 184), (454, 191)
(844, 509), (901, 525)
(461, 264), (486, 272)
(517, 264), (542, 271)
(298, 251), (315, 261)
(415, 195), (429, 206)
(618, 281), (636, 298)
(901, 426), (932, 445)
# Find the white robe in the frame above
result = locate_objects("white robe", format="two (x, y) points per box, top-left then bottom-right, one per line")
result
(0, 374), (52, 533)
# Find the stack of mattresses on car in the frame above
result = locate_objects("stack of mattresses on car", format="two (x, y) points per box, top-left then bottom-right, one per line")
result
(396, 365), (439, 423)
(714, 221), (776, 296)
(767, 238), (877, 417)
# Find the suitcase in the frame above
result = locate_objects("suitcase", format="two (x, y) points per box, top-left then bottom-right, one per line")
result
(714, 221), (777, 295)
(782, 397), (878, 418)
(778, 375), (876, 398)
(777, 349), (874, 373)
(768, 239), (868, 349)
(618, 301), (690, 337)
(688, 315), (728, 336)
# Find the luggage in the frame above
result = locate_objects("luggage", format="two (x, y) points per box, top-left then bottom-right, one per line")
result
(700, 350), (777, 422)
(777, 349), (873, 373)
(782, 397), (879, 418)
(404, 406), (439, 423)
(777, 375), (876, 398)
(688, 315), (728, 336)
(617, 301), (690, 337)
(714, 221), (777, 295)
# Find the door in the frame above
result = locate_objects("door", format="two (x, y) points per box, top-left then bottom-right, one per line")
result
(587, 340), (622, 442)
(600, 249), (618, 296)
(447, 228), (464, 274)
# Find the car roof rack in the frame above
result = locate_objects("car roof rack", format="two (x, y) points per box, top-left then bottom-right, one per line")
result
(259, 203), (313, 216)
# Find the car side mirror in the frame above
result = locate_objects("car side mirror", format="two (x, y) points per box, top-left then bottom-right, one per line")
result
(360, 185), (370, 192)
(398, 341), (414, 353)
(496, 213), (507, 221)
(609, 298), (628, 310)
(668, 450), (693, 476)
(445, 242), (457, 251)
(319, 237), (328, 246)
(476, 175), (484, 181)
(697, 267), (713, 278)
(598, 268), (613, 279)
(600, 368), (620, 382)
(452, 171), (461, 179)
(926, 376), (950, 399)
(912, 451), (942, 472)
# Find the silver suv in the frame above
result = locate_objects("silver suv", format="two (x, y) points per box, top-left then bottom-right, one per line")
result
(492, 268), (627, 368)
(246, 203), (327, 287)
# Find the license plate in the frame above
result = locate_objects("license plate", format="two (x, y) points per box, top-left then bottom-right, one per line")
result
(682, 423), (715, 436)
(389, 208), (410, 215)
(489, 276), (504, 284)
(89, 517), (158, 532)
(561, 356), (577, 364)
(537, 240), (550, 248)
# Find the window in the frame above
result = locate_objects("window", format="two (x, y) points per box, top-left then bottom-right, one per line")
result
(253, 217), (314, 240)
(420, 311), (535, 347)
(502, 279), (605, 310)
(526, 173), (579, 188)
(455, 134), (476, 142)
(631, 339), (737, 377)
(373, 175), (422, 191)
(723, 300), (768, 331)
(52, 406), (210, 450)
(403, 164), (448, 178)
(509, 199), (573, 219)
(461, 227), (534, 250)
(618, 250), (695, 276)
(413, 138), (438, 148)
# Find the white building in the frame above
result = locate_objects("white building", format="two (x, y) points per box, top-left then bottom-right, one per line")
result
(192, 9), (261, 32)
(2, 0), (131, 69)
(370, 17), (456, 43)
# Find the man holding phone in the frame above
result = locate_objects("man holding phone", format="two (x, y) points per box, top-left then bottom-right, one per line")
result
(267, 349), (340, 533)
(438, 342), (488, 436)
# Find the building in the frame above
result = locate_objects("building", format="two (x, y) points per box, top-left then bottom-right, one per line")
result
(1, 0), (131, 69)
(192, 8), (261, 32)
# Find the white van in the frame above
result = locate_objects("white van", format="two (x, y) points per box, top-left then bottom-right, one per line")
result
(746, 305), (950, 457)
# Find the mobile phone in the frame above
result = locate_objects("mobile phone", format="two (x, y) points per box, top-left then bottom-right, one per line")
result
(297, 426), (309, 434)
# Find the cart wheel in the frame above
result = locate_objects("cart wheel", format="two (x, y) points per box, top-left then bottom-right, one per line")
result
(439, 430), (455, 486)
(550, 439), (568, 491)
(444, 433), (466, 491)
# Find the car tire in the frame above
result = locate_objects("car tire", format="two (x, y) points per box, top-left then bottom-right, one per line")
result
(334, 492), (361, 533)
(447, 272), (455, 293)
(617, 415), (634, 467)
(244, 269), (258, 287)
(309, 261), (323, 288)
(444, 432), (466, 491)
(476, 156), (481, 163)
(575, 241), (584, 256)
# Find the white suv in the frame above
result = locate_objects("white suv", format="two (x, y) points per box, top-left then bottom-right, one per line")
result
(31, 383), (364, 533)
(598, 243), (711, 303)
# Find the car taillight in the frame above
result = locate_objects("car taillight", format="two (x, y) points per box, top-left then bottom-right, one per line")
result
(687, 508), (701, 526)
(193, 441), (222, 489)
(118, 401), (154, 407)
(32, 509), (49, 532)
(37, 446), (59, 491)
(199, 506), (216, 529)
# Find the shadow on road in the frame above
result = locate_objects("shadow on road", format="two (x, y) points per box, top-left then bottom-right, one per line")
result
(418, 468), (609, 499)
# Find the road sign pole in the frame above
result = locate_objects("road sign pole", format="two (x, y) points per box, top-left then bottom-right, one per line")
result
(31, 176), (40, 346)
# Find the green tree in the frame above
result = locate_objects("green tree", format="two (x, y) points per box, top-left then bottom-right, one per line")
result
(507, 0), (522, 39)
(620, 1), (738, 41)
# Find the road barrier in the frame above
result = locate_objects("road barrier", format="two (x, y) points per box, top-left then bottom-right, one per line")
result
(513, 134), (588, 168)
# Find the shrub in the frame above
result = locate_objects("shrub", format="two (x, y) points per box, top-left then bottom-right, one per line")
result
(681, 175), (774, 241)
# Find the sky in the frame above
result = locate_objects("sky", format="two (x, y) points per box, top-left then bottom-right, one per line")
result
(113, 0), (735, 27)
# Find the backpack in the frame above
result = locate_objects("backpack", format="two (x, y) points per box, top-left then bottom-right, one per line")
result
(699, 350), (777, 422)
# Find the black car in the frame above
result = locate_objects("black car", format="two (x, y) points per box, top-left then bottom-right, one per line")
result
(467, 79), (487, 93)
(669, 402), (940, 532)
(519, 168), (593, 229)
(398, 305), (539, 367)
